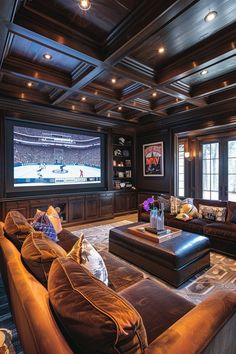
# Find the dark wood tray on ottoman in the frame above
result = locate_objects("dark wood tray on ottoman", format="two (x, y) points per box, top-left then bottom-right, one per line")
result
(109, 222), (210, 287)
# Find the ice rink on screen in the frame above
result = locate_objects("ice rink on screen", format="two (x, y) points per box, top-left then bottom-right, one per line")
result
(14, 164), (101, 186)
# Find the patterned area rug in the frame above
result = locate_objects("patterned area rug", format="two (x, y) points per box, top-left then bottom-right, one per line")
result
(0, 276), (23, 354)
(73, 221), (236, 304)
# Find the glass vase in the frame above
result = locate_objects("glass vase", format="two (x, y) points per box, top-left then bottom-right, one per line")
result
(150, 208), (157, 229)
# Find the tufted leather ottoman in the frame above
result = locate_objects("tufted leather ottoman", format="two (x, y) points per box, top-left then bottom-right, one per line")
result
(109, 222), (210, 287)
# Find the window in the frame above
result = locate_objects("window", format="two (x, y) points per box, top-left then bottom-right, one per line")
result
(202, 142), (219, 200)
(178, 142), (185, 196)
(228, 140), (236, 201)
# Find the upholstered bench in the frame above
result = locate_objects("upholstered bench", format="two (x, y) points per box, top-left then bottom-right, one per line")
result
(109, 222), (210, 287)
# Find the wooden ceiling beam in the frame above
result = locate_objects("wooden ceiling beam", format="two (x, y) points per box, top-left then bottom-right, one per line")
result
(156, 23), (236, 85)
(191, 70), (236, 97)
(52, 67), (105, 105)
(6, 22), (102, 66)
(207, 87), (236, 104)
(0, 0), (20, 67)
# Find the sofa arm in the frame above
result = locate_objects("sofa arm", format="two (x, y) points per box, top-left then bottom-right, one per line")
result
(145, 290), (236, 354)
(138, 203), (145, 221)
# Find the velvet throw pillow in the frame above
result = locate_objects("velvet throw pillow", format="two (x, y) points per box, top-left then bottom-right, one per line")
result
(170, 196), (193, 215)
(198, 204), (227, 222)
(4, 210), (33, 236)
(47, 206), (63, 234)
(32, 213), (58, 242)
(67, 234), (108, 286)
(48, 257), (148, 354)
(21, 232), (67, 287)
(4, 211), (34, 250)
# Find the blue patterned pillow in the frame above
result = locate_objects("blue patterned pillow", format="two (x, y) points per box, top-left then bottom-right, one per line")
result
(32, 214), (58, 242)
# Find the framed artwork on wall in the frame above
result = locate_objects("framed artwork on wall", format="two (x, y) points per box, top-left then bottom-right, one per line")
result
(143, 141), (164, 176)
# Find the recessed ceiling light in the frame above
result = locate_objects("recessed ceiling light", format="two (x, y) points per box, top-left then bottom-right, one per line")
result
(111, 78), (117, 84)
(81, 96), (86, 101)
(118, 106), (122, 111)
(79, 0), (91, 11)
(201, 69), (208, 75)
(152, 92), (157, 97)
(43, 53), (52, 60)
(204, 11), (218, 22)
(27, 82), (33, 88)
(158, 46), (165, 54)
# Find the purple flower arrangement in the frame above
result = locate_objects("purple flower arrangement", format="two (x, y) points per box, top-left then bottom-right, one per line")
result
(143, 196), (155, 212)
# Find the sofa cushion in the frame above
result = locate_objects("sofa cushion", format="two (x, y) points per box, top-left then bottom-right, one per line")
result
(57, 228), (79, 252)
(157, 195), (170, 212)
(48, 257), (148, 354)
(119, 279), (195, 344)
(167, 217), (211, 234)
(21, 232), (66, 287)
(67, 234), (108, 285)
(99, 250), (144, 292)
(204, 223), (236, 241)
(198, 204), (227, 222)
(4, 211), (34, 250)
(226, 201), (236, 223)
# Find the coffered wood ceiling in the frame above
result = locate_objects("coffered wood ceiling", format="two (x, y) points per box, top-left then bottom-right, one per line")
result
(0, 0), (236, 128)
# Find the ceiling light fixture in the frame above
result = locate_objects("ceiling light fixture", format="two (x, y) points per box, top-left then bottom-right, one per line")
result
(152, 92), (157, 97)
(27, 82), (33, 88)
(204, 11), (218, 22)
(43, 53), (52, 60)
(118, 106), (122, 111)
(79, 0), (91, 11)
(111, 78), (117, 84)
(81, 96), (86, 101)
(201, 69), (208, 75)
(158, 46), (165, 54)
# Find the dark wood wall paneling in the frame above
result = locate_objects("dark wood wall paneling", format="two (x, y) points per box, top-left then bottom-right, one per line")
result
(136, 130), (171, 194)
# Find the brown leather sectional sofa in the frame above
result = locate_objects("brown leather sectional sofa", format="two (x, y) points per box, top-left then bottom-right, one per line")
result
(138, 198), (236, 258)
(0, 221), (236, 354)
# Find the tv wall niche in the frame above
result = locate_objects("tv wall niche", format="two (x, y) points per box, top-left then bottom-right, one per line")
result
(5, 119), (106, 196)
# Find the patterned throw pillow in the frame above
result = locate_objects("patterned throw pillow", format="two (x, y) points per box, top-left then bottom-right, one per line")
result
(176, 213), (192, 221)
(33, 206), (62, 234)
(157, 195), (170, 211)
(32, 214), (58, 242)
(67, 234), (108, 286)
(198, 204), (227, 222)
(170, 196), (193, 215)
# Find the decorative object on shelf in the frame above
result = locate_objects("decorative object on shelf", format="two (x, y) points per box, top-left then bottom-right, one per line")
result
(117, 161), (124, 167)
(125, 170), (132, 178)
(125, 159), (131, 167)
(113, 160), (117, 166)
(114, 149), (122, 156)
(118, 137), (125, 145)
(118, 172), (125, 178)
(122, 150), (130, 157)
(143, 141), (164, 176)
(120, 182), (126, 188)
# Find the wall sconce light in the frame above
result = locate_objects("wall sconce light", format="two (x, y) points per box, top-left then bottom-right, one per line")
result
(184, 138), (194, 161)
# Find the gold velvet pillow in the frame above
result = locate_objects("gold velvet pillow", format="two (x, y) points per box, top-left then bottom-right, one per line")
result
(48, 257), (147, 354)
(21, 231), (66, 287)
(4, 211), (34, 250)
(4, 210), (33, 236)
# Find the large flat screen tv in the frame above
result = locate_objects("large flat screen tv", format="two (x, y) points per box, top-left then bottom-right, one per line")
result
(5, 119), (106, 195)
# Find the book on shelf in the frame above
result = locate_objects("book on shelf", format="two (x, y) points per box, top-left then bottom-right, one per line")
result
(125, 159), (131, 167)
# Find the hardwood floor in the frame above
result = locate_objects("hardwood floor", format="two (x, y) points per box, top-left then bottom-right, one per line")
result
(67, 212), (138, 232)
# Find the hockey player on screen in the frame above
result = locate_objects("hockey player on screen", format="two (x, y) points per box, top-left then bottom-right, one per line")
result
(80, 169), (84, 178)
